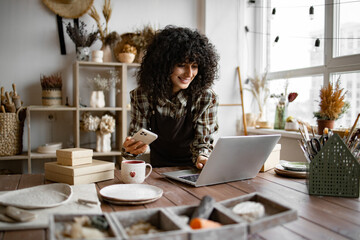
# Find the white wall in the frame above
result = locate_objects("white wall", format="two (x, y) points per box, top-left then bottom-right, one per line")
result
(1, 0), (253, 172)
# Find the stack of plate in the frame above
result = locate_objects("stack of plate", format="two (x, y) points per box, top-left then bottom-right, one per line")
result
(274, 160), (308, 178)
(99, 184), (163, 205)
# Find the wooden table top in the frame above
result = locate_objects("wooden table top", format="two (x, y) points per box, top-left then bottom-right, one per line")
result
(0, 167), (359, 240)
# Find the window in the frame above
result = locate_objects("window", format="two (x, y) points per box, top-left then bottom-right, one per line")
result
(256, 0), (360, 127)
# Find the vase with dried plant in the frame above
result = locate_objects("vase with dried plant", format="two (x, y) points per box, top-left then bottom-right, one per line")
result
(89, 0), (119, 62)
(65, 21), (98, 61)
(40, 73), (62, 106)
(244, 71), (270, 127)
(131, 25), (156, 62)
(313, 77), (350, 135)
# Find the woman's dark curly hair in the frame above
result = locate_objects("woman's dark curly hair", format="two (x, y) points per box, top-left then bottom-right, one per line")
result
(136, 25), (219, 100)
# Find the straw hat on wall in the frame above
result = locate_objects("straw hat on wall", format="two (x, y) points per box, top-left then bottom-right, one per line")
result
(42, 0), (94, 19)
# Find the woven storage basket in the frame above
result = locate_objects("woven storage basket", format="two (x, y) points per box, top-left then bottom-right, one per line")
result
(308, 133), (360, 198)
(0, 107), (26, 156)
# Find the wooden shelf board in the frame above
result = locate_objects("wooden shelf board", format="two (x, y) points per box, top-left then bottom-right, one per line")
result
(79, 107), (123, 111)
(28, 105), (76, 111)
(0, 153), (28, 160)
(77, 61), (140, 68)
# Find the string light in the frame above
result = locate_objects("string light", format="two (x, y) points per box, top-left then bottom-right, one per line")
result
(309, 6), (314, 20)
(272, 36), (279, 46)
(315, 38), (320, 47)
(271, 8), (276, 20)
(245, 26), (249, 33)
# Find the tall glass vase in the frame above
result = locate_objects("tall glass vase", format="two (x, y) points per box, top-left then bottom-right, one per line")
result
(274, 103), (287, 129)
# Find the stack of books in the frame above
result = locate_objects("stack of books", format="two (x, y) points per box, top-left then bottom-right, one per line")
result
(45, 148), (114, 185)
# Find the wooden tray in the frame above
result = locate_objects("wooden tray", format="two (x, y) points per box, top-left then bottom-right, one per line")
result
(48, 213), (120, 240)
(110, 208), (187, 240)
(165, 205), (247, 240)
(218, 192), (297, 234)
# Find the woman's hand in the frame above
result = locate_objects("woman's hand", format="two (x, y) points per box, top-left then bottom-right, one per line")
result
(122, 137), (148, 155)
(196, 155), (208, 169)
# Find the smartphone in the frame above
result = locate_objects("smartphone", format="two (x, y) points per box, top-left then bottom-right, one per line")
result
(132, 128), (158, 145)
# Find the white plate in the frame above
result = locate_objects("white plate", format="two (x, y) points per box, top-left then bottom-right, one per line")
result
(99, 184), (163, 202)
(0, 183), (72, 209)
(280, 160), (308, 172)
(274, 164), (307, 178)
(103, 195), (162, 205)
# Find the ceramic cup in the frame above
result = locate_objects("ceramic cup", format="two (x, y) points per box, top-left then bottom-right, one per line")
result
(121, 160), (152, 184)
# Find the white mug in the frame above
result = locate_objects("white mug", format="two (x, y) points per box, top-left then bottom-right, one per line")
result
(121, 160), (152, 184)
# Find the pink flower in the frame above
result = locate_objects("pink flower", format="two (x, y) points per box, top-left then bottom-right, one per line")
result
(288, 92), (298, 103)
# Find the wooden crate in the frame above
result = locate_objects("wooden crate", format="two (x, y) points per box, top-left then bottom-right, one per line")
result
(165, 205), (247, 240)
(218, 192), (297, 234)
(110, 208), (188, 240)
(48, 213), (120, 240)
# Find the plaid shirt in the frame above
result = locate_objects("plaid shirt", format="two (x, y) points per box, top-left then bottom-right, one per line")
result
(128, 87), (219, 164)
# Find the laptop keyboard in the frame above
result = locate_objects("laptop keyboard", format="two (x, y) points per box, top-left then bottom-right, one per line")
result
(179, 174), (199, 182)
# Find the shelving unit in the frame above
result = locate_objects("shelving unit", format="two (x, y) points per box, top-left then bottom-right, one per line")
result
(1, 61), (140, 173)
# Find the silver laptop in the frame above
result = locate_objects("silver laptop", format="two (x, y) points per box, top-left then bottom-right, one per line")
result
(162, 134), (281, 187)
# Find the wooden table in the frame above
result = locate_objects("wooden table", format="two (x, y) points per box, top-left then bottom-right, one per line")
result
(0, 167), (359, 240)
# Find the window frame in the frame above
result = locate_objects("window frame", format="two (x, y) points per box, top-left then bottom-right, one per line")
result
(256, 0), (360, 85)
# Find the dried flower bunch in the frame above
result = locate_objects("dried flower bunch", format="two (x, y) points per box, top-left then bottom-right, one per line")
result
(40, 73), (62, 90)
(81, 112), (115, 134)
(314, 78), (350, 120)
(65, 21), (98, 48)
(87, 70), (120, 93)
(131, 25), (156, 51)
(89, 0), (112, 45)
(245, 71), (270, 120)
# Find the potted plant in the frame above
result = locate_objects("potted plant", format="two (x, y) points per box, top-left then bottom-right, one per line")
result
(115, 44), (137, 63)
(89, 0), (117, 62)
(313, 78), (350, 135)
(65, 21), (98, 61)
(40, 73), (62, 106)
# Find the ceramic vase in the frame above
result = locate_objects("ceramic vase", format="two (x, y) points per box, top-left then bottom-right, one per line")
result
(76, 47), (90, 61)
(274, 104), (287, 129)
(317, 119), (335, 135)
(90, 91), (105, 108)
(101, 44), (113, 62)
(96, 132), (111, 152)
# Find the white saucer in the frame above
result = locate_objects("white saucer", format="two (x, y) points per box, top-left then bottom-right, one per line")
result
(99, 184), (163, 202)
(274, 164), (307, 178)
(103, 195), (162, 205)
(280, 160), (308, 172)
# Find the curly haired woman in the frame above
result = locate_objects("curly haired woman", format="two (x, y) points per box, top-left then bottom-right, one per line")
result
(122, 25), (219, 169)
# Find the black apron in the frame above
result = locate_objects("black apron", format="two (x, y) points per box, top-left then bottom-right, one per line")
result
(149, 95), (195, 167)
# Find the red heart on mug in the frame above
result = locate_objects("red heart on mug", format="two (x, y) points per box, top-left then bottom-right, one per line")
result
(130, 171), (136, 178)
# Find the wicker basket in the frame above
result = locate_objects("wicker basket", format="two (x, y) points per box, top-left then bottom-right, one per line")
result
(0, 107), (26, 156)
(308, 133), (360, 198)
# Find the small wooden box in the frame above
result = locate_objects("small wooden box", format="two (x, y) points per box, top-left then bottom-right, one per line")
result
(45, 160), (114, 185)
(48, 213), (120, 240)
(260, 144), (281, 172)
(219, 192), (297, 234)
(166, 205), (247, 240)
(110, 208), (188, 240)
(56, 148), (93, 159)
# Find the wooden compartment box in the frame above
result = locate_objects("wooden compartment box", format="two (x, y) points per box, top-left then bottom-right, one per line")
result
(218, 192), (297, 234)
(165, 205), (247, 240)
(48, 213), (120, 240)
(110, 208), (187, 240)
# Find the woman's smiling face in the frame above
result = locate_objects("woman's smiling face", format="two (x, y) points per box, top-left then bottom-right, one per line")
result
(170, 62), (198, 94)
